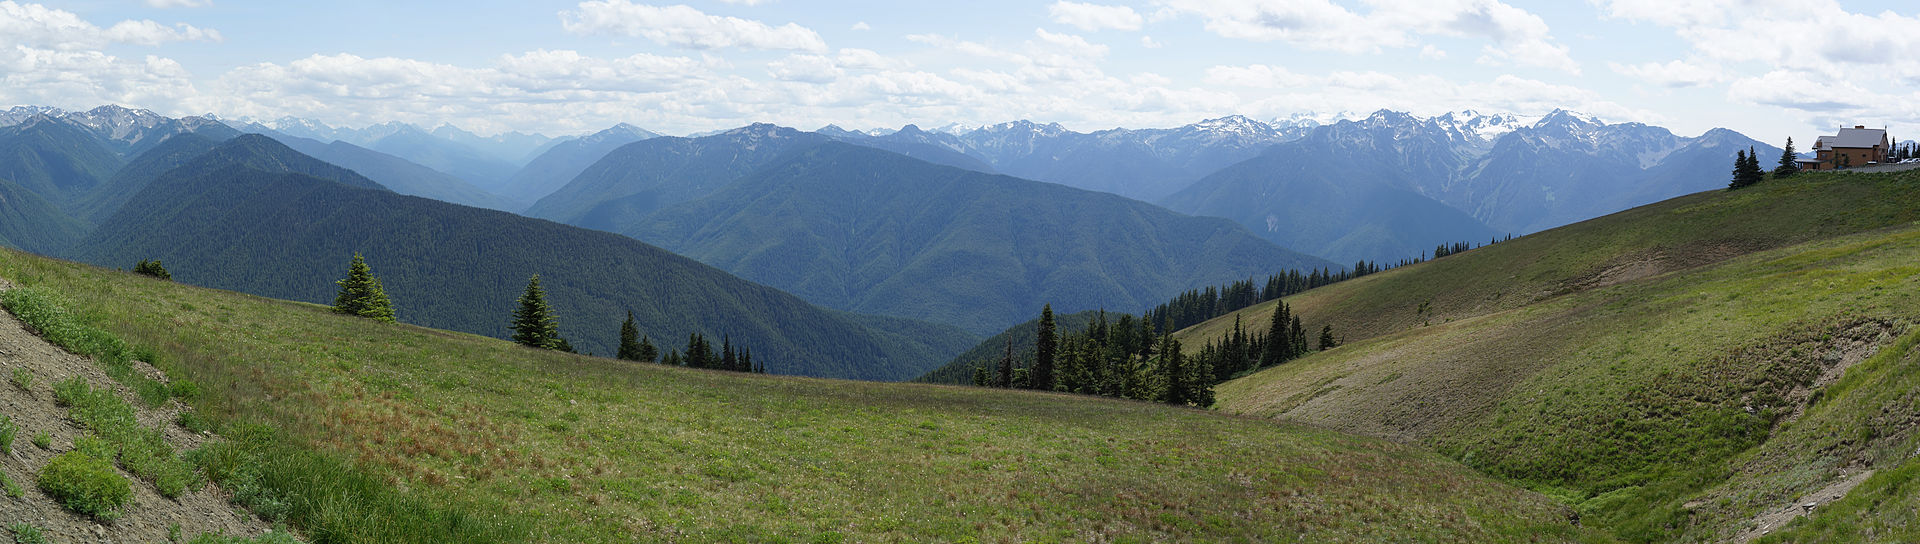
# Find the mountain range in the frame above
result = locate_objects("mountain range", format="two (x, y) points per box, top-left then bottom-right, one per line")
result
(0, 103), (1784, 376)
(69, 133), (973, 380)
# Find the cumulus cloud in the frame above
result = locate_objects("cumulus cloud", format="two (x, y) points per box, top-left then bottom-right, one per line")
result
(0, 1), (220, 49)
(0, 2), (213, 111)
(560, 1), (826, 52)
(767, 54), (842, 83)
(1158, 0), (1578, 72)
(1608, 59), (1724, 88)
(1048, 1), (1143, 31)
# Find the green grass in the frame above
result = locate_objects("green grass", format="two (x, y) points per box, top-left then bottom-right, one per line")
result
(8, 367), (29, 391)
(0, 415), (15, 454)
(0, 249), (1603, 543)
(186, 530), (303, 544)
(50, 375), (200, 497)
(0, 467), (22, 498)
(1195, 170), (1920, 542)
(2, 286), (180, 407)
(37, 450), (133, 520)
(7, 522), (48, 544)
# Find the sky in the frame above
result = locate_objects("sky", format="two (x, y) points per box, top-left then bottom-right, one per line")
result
(3, 0), (1916, 143)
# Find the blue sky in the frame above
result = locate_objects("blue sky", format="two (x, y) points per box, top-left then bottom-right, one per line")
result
(7, 0), (1917, 143)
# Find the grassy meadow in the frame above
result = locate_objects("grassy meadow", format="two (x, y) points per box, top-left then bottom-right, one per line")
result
(0, 250), (1603, 543)
(1190, 170), (1920, 542)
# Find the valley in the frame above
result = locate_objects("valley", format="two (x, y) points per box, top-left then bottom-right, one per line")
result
(0, 103), (1910, 543)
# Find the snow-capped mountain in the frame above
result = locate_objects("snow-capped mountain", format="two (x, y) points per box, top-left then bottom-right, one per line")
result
(0, 105), (65, 126)
(819, 115), (1309, 200)
(1166, 108), (1779, 262)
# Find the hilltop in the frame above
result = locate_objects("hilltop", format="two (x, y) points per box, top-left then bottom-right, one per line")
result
(1175, 169), (1920, 541)
(0, 249), (1602, 542)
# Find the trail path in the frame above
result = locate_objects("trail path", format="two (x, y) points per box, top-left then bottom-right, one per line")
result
(0, 277), (273, 542)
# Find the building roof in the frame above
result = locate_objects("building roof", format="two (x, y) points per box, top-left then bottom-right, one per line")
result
(1814, 136), (1833, 150)
(1830, 127), (1887, 149)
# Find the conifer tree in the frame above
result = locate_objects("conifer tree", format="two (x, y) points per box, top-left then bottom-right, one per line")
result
(1319, 324), (1337, 350)
(722, 335), (737, 371)
(1157, 334), (1188, 406)
(510, 274), (560, 349)
(1290, 315), (1307, 356)
(333, 253), (395, 323)
(1033, 304), (1057, 391)
(617, 311), (644, 361)
(638, 335), (658, 363)
(1775, 137), (1799, 178)
(1261, 302), (1290, 367)
(997, 338), (1014, 388)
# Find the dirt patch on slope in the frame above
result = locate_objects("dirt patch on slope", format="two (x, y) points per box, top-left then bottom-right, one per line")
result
(0, 279), (274, 542)
(1730, 469), (1874, 543)
(1562, 240), (1771, 294)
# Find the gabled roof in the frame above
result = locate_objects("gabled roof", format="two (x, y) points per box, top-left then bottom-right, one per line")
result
(1814, 136), (1833, 150)
(1830, 127), (1887, 149)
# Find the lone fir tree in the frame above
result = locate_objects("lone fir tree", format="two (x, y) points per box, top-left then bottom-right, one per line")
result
(332, 253), (395, 323)
(1774, 137), (1799, 178)
(617, 311), (646, 361)
(511, 274), (562, 350)
(1032, 304), (1057, 391)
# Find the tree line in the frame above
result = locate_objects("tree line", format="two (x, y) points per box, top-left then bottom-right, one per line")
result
(973, 300), (1334, 408)
(325, 253), (764, 374)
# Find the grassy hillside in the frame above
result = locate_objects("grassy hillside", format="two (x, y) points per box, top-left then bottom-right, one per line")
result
(0, 249), (1605, 543)
(71, 136), (970, 380)
(1185, 169), (1920, 542)
(630, 143), (1333, 335)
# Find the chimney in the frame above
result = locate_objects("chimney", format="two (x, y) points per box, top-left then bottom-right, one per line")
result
(1856, 125), (1866, 129)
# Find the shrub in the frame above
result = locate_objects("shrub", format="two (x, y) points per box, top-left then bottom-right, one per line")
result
(8, 522), (49, 544)
(37, 451), (133, 520)
(133, 259), (172, 280)
(0, 470), (22, 499)
(31, 431), (49, 450)
(0, 415), (15, 455)
(7, 367), (29, 392)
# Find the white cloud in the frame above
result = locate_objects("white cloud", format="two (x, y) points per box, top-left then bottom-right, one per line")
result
(1048, 1), (1144, 32)
(1140, 35), (1161, 48)
(0, 1), (219, 49)
(1203, 64), (1312, 88)
(715, 0), (767, 4)
(835, 48), (909, 71)
(1608, 59), (1723, 88)
(105, 19), (222, 46)
(850, 21), (870, 31)
(767, 54), (841, 83)
(1158, 0), (1577, 72)
(1419, 45), (1446, 59)
(144, 0), (209, 7)
(560, 1), (826, 52)
(1726, 70), (1882, 113)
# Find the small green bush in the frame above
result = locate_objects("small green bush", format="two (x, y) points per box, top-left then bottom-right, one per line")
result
(7, 367), (29, 392)
(37, 451), (133, 520)
(0, 415), (15, 455)
(31, 431), (49, 450)
(133, 259), (172, 280)
(0, 470), (23, 499)
(8, 522), (49, 544)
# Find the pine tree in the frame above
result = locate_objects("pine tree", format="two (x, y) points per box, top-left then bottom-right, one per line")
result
(1033, 304), (1057, 391)
(1157, 334), (1188, 406)
(333, 253), (395, 323)
(997, 338), (1014, 388)
(638, 335), (658, 363)
(1319, 324), (1337, 350)
(1261, 302), (1289, 367)
(1730, 149), (1757, 189)
(617, 311), (644, 361)
(1774, 137), (1799, 178)
(510, 274), (560, 349)
(721, 335), (737, 371)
